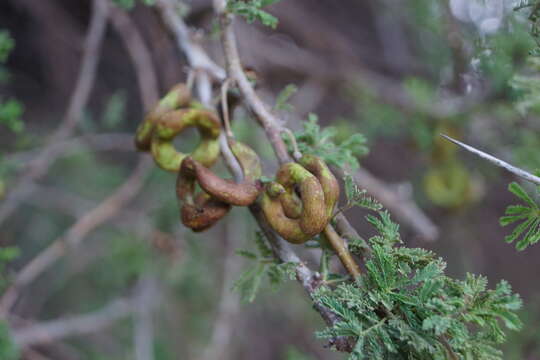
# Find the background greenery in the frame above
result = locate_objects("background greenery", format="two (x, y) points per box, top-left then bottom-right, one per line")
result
(0, 0), (539, 359)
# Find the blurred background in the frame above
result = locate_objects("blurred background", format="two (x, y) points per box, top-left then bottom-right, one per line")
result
(0, 0), (539, 359)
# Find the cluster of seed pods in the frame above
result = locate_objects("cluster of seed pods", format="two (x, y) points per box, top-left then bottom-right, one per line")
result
(135, 84), (339, 242)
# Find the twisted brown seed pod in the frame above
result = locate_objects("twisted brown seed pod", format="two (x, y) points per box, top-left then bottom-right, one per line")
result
(176, 158), (231, 232)
(181, 139), (262, 206)
(181, 192), (231, 232)
(135, 83), (191, 151)
(151, 106), (221, 172)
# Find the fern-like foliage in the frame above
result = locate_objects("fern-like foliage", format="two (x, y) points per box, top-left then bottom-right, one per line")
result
(500, 181), (540, 250)
(285, 114), (368, 171)
(515, 0), (540, 55)
(274, 84), (298, 112)
(227, 0), (282, 28)
(344, 174), (383, 212)
(233, 232), (296, 303)
(0, 30), (23, 134)
(314, 212), (522, 359)
(0, 322), (17, 360)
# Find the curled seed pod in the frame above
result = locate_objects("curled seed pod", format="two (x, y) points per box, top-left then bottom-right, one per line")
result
(135, 83), (191, 151)
(176, 158), (230, 232)
(181, 192), (231, 232)
(298, 154), (340, 219)
(261, 163), (327, 243)
(151, 107), (221, 172)
(184, 139), (262, 206)
(279, 191), (302, 219)
(261, 182), (312, 244)
(276, 163), (327, 236)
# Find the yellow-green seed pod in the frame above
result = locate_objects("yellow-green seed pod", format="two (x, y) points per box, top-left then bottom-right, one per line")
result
(299, 154), (340, 219)
(151, 108), (221, 172)
(261, 184), (313, 244)
(276, 163), (327, 236)
(135, 83), (191, 151)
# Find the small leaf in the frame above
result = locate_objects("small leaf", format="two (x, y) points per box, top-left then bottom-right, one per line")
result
(274, 84), (297, 111)
(508, 182), (537, 208)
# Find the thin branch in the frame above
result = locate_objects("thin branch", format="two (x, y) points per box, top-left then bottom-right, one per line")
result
(0, 157), (152, 316)
(0, 0), (109, 226)
(110, 3), (160, 108)
(336, 167), (439, 242)
(218, 12), (291, 164)
(134, 275), (159, 360)
(7, 133), (134, 164)
(155, 0), (225, 81)
(441, 134), (540, 186)
(21, 184), (150, 236)
(200, 215), (242, 360)
(12, 298), (134, 347)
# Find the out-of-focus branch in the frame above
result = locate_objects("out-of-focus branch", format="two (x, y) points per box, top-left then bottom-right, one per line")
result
(0, 157), (152, 317)
(0, 0), (109, 226)
(12, 298), (134, 347)
(22, 184), (150, 235)
(7, 133), (134, 164)
(336, 167), (439, 242)
(110, 3), (160, 107)
(134, 275), (159, 360)
(201, 215), (242, 360)
(155, 0), (225, 81)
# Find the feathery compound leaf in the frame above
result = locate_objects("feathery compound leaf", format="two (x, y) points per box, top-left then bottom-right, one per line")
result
(508, 182), (537, 207)
(233, 231), (296, 302)
(500, 182), (540, 250)
(313, 211), (521, 359)
(344, 174), (383, 211)
(285, 114), (368, 171)
(232, 262), (266, 303)
(366, 211), (400, 246)
(227, 0), (281, 28)
(274, 84), (298, 111)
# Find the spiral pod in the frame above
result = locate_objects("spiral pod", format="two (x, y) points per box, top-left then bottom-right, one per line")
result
(176, 158), (231, 232)
(261, 156), (339, 244)
(151, 106), (221, 172)
(176, 139), (262, 231)
(261, 163), (325, 244)
(182, 139), (262, 206)
(135, 83), (192, 151)
(298, 154), (340, 219)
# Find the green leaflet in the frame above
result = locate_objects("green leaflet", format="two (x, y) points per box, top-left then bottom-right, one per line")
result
(500, 182), (540, 250)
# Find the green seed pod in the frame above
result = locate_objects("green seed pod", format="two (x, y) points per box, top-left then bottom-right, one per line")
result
(298, 154), (340, 219)
(185, 139), (262, 206)
(135, 83), (192, 151)
(151, 108), (221, 172)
